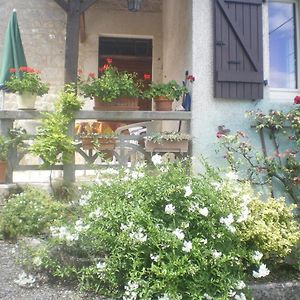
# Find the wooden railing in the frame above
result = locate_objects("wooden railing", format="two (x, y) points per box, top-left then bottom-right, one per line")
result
(0, 110), (192, 183)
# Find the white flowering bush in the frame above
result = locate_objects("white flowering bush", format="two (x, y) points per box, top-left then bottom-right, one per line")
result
(0, 187), (67, 239)
(32, 160), (299, 299)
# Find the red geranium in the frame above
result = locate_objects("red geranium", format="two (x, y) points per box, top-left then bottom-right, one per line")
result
(143, 73), (151, 80)
(9, 68), (16, 73)
(19, 66), (28, 72)
(294, 96), (300, 104)
(106, 57), (113, 64)
(88, 72), (96, 78)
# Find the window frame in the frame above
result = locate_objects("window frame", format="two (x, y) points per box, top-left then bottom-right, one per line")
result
(268, 0), (300, 95)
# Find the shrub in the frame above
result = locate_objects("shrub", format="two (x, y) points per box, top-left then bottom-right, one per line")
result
(30, 160), (299, 299)
(217, 101), (300, 204)
(0, 187), (66, 239)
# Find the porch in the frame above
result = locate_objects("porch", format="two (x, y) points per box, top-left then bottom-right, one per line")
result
(0, 109), (191, 183)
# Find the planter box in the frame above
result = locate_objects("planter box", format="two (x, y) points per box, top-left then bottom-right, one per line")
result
(154, 97), (173, 111)
(94, 97), (139, 111)
(145, 140), (189, 153)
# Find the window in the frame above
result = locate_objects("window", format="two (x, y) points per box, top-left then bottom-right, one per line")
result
(269, 1), (297, 89)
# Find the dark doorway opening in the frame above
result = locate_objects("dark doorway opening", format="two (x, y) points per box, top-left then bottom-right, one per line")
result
(99, 37), (153, 110)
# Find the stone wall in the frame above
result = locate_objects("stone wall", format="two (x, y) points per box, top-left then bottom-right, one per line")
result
(0, 0), (163, 110)
(0, 0), (66, 110)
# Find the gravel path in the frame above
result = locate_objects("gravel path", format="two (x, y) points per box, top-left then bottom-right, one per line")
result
(0, 241), (103, 300)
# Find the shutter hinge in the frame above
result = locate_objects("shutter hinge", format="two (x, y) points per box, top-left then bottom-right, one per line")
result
(216, 41), (226, 46)
(228, 60), (241, 65)
(263, 79), (268, 86)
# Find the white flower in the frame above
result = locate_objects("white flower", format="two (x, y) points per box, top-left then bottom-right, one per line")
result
(237, 207), (249, 223)
(188, 202), (199, 213)
(252, 251), (263, 262)
(172, 228), (185, 240)
(184, 185), (192, 197)
(33, 256), (42, 266)
(199, 207), (209, 217)
(203, 293), (213, 300)
(150, 253), (159, 262)
(211, 181), (221, 191)
(242, 194), (251, 204)
(182, 240), (192, 253)
(89, 207), (104, 219)
(228, 290), (236, 297)
(226, 172), (239, 181)
(253, 264), (270, 278)
(200, 238), (208, 245)
(151, 154), (163, 165)
(79, 191), (92, 206)
(120, 222), (133, 231)
(234, 292), (247, 300)
(165, 204), (176, 215)
(181, 222), (190, 228)
(123, 281), (139, 300)
(14, 272), (36, 287)
(96, 261), (106, 270)
(75, 219), (90, 232)
(220, 213), (236, 232)
(129, 228), (147, 242)
(220, 213), (234, 226)
(235, 280), (246, 290)
(212, 250), (222, 259)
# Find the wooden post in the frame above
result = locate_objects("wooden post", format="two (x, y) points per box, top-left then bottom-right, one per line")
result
(65, 0), (81, 84)
(63, 119), (76, 182)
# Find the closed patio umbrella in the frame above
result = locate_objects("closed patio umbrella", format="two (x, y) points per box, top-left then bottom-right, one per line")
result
(0, 9), (27, 89)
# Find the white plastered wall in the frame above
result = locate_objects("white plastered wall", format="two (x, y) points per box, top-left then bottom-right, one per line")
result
(191, 0), (296, 164)
(161, 0), (193, 131)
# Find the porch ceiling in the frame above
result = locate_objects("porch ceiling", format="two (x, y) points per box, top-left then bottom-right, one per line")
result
(95, 0), (162, 12)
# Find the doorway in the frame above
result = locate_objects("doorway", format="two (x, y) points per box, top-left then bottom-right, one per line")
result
(99, 37), (153, 110)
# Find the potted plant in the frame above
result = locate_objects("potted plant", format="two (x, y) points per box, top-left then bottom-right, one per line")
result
(5, 66), (49, 109)
(144, 131), (191, 153)
(144, 80), (187, 111)
(78, 62), (143, 111)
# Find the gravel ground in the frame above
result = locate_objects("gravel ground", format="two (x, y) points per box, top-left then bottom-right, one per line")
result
(0, 241), (104, 300)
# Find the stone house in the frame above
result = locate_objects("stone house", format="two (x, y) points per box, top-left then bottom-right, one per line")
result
(0, 0), (296, 165)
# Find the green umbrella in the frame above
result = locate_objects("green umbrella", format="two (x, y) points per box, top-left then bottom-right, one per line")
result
(0, 9), (27, 88)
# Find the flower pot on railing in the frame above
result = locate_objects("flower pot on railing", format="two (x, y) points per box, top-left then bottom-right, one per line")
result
(154, 96), (173, 111)
(16, 92), (37, 110)
(145, 140), (189, 153)
(0, 160), (7, 183)
(93, 97), (139, 111)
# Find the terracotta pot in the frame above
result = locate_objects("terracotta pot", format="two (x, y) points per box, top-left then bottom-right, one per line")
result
(145, 140), (189, 153)
(0, 160), (7, 183)
(16, 92), (37, 110)
(154, 97), (173, 111)
(93, 97), (139, 111)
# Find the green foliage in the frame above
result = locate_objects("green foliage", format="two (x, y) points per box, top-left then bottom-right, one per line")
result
(0, 187), (66, 239)
(5, 67), (49, 96)
(78, 65), (143, 102)
(29, 161), (299, 299)
(144, 80), (187, 101)
(30, 90), (82, 167)
(145, 131), (192, 143)
(218, 107), (300, 203)
(238, 197), (300, 259)
(0, 127), (27, 161)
